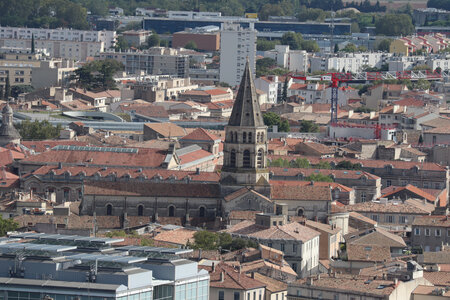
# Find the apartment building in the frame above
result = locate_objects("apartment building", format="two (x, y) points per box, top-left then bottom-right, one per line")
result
(310, 52), (392, 73)
(219, 22), (256, 86)
(390, 34), (450, 56)
(0, 26), (116, 48)
(412, 215), (450, 252)
(263, 45), (308, 73)
(99, 48), (189, 77)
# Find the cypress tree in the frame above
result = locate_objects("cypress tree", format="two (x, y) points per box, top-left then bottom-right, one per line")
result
(31, 34), (35, 53)
(4, 74), (10, 99)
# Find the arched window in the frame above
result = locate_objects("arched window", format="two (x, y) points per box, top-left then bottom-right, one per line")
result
(229, 131), (234, 142)
(248, 132), (252, 143)
(297, 208), (304, 217)
(257, 149), (264, 168)
(243, 132), (247, 143)
(243, 150), (251, 168)
(106, 204), (113, 216)
(230, 149), (236, 167)
(199, 207), (206, 218)
(138, 205), (144, 216)
(168, 205), (175, 217)
(257, 132), (261, 143)
(234, 132), (238, 142)
(261, 132), (265, 143)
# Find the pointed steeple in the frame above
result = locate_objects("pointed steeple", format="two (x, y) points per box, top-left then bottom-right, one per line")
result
(228, 58), (264, 127)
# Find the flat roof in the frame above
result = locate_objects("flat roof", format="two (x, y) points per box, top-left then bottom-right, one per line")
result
(0, 242), (77, 253)
(67, 253), (148, 264)
(116, 245), (193, 255)
(10, 233), (124, 244)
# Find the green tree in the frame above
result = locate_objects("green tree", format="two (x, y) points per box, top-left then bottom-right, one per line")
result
(11, 85), (33, 98)
(305, 173), (333, 182)
(72, 59), (124, 91)
(192, 231), (218, 250)
(341, 43), (358, 52)
(279, 119), (290, 132)
(17, 120), (62, 140)
(4, 74), (10, 99)
(269, 158), (290, 167)
(351, 22), (360, 33)
(412, 79), (431, 91)
(147, 34), (160, 47)
(281, 32), (301, 50)
(334, 44), (339, 53)
(377, 39), (392, 52)
(115, 36), (129, 51)
(263, 112), (281, 128)
(31, 33), (35, 54)
(299, 120), (319, 132)
(412, 64), (432, 71)
(292, 158), (310, 168)
(418, 134), (424, 144)
(435, 67), (442, 74)
(217, 232), (232, 250)
(335, 160), (361, 170)
(185, 41), (198, 50)
(0, 216), (18, 236)
(257, 38), (279, 51)
(281, 77), (288, 103)
(375, 14), (414, 36)
(315, 161), (332, 169)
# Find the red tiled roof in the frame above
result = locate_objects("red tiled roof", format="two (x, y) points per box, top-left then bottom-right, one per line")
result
(83, 181), (221, 198)
(29, 165), (220, 182)
(270, 180), (345, 200)
(21, 147), (167, 168)
(177, 148), (215, 165)
(200, 262), (266, 290)
(393, 98), (424, 107)
(412, 215), (450, 227)
(381, 184), (437, 203)
(21, 140), (88, 153)
(270, 167), (380, 180)
(204, 89), (230, 96)
(180, 128), (220, 141)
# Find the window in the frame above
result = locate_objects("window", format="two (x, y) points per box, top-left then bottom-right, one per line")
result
(138, 205), (144, 216)
(415, 228), (420, 235)
(361, 192), (366, 202)
(292, 263), (297, 272)
(199, 207), (206, 218)
(168, 205), (175, 217)
(447, 229), (450, 237)
(268, 242), (272, 248)
(106, 204), (112, 216)
(257, 149), (263, 168)
(425, 228), (431, 236)
(253, 292), (256, 300)
(230, 150), (236, 167)
(436, 229), (441, 237)
(293, 244), (297, 253)
(243, 150), (251, 168)
(400, 216), (407, 224)
(386, 215), (394, 223)
(243, 132), (247, 143)
(248, 132), (252, 143)
(372, 214), (379, 222)
(281, 243), (285, 252)
(386, 180), (392, 187)
(219, 291), (224, 300)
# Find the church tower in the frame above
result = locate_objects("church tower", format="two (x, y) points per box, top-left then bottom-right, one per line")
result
(0, 104), (20, 146)
(221, 59), (269, 190)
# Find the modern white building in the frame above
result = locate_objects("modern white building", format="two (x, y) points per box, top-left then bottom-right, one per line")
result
(264, 45), (308, 73)
(0, 26), (116, 49)
(0, 39), (104, 61)
(310, 52), (392, 73)
(219, 22), (256, 87)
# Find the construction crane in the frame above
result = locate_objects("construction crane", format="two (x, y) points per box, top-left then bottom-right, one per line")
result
(291, 70), (448, 124)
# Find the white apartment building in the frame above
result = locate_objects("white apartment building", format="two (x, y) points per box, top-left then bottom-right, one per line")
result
(310, 52), (392, 73)
(0, 26), (116, 49)
(168, 11), (221, 19)
(264, 45), (308, 73)
(219, 22), (256, 87)
(99, 48), (189, 77)
(0, 39), (104, 61)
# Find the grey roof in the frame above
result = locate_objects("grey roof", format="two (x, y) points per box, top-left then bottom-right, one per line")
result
(66, 253), (147, 264)
(116, 245), (193, 255)
(0, 242), (77, 253)
(228, 59), (265, 127)
(10, 233), (124, 244)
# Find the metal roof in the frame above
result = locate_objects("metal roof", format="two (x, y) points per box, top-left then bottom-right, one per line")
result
(10, 233), (124, 244)
(67, 253), (147, 264)
(115, 246), (193, 255)
(0, 242), (77, 253)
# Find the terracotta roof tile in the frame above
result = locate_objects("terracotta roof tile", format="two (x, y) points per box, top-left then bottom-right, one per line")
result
(153, 228), (196, 246)
(252, 273), (287, 293)
(412, 215), (450, 227)
(200, 262), (266, 290)
(381, 184), (437, 203)
(180, 128), (220, 141)
(345, 228), (406, 248)
(21, 140), (88, 153)
(346, 244), (391, 262)
(422, 272), (450, 287)
(270, 180), (344, 199)
(346, 201), (431, 215)
(144, 122), (186, 137)
(270, 167), (379, 180)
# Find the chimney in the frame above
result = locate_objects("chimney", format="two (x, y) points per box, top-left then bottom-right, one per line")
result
(251, 272), (255, 279)
(220, 272), (224, 282)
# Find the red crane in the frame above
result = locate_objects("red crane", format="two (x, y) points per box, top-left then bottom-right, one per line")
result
(291, 70), (444, 125)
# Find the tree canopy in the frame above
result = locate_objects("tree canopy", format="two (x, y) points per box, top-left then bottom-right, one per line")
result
(17, 120), (62, 140)
(0, 216), (18, 236)
(263, 112), (290, 132)
(375, 14), (414, 36)
(190, 231), (258, 251)
(71, 59), (124, 91)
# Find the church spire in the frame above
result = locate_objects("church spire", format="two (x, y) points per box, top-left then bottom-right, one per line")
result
(228, 58), (264, 127)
